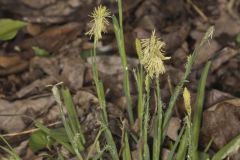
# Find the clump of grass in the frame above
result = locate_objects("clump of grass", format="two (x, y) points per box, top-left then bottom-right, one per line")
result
(85, 4), (119, 160)
(52, 85), (85, 160)
(0, 135), (21, 160)
(56, 6), (237, 159)
(2, 1), (240, 160)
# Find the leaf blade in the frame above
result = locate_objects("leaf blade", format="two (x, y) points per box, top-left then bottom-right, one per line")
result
(0, 19), (26, 41)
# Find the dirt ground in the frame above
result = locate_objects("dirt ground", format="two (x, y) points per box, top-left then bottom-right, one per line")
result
(0, 0), (240, 159)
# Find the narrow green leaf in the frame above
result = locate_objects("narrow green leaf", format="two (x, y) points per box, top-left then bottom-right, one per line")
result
(0, 19), (26, 41)
(0, 135), (21, 160)
(162, 27), (214, 143)
(204, 138), (213, 153)
(0, 146), (21, 160)
(61, 88), (80, 131)
(175, 126), (188, 160)
(212, 134), (240, 160)
(112, 12), (133, 125)
(49, 128), (70, 143)
(122, 130), (131, 160)
(92, 145), (110, 160)
(104, 127), (120, 160)
(143, 79), (151, 160)
(86, 127), (105, 160)
(192, 61), (211, 160)
(167, 124), (185, 160)
(133, 66), (144, 137)
(152, 79), (163, 160)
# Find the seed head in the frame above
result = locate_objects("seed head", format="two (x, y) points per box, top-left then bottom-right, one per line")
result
(183, 87), (191, 117)
(86, 5), (111, 41)
(138, 30), (170, 78)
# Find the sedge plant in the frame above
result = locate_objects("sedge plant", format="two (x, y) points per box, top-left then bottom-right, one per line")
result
(2, 1), (240, 160)
(52, 85), (85, 160)
(83, 2), (240, 159)
(85, 5), (119, 160)
(136, 30), (170, 160)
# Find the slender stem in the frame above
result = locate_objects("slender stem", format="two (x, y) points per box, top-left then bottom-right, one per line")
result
(162, 27), (214, 142)
(92, 40), (108, 123)
(143, 76), (151, 160)
(112, 0), (134, 125)
(153, 79), (163, 160)
(92, 38), (119, 160)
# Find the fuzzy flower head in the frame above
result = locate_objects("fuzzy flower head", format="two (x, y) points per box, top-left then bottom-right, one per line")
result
(138, 30), (170, 78)
(86, 5), (111, 41)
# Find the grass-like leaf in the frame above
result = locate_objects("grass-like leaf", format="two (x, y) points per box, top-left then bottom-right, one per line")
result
(167, 124), (185, 160)
(175, 125), (188, 160)
(52, 86), (85, 160)
(0, 18), (26, 41)
(0, 135), (21, 160)
(61, 88), (85, 146)
(152, 79), (163, 160)
(112, 13), (133, 125)
(162, 27), (214, 142)
(133, 66), (144, 136)
(143, 77), (151, 160)
(212, 134), (240, 160)
(192, 61), (211, 159)
(122, 129), (131, 160)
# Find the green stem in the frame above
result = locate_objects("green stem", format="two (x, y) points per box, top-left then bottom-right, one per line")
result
(143, 76), (151, 160)
(162, 27), (214, 142)
(153, 79), (163, 160)
(112, 1), (134, 125)
(92, 40), (108, 124)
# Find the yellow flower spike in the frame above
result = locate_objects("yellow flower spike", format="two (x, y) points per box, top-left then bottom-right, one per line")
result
(183, 87), (191, 117)
(139, 30), (171, 78)
(135, 38), (142, 58)
(86, 5), (111, 41)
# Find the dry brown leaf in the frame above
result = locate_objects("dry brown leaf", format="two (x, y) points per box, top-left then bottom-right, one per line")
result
(30, 52), (85, 91)
(26, 23), (43, 36)
(0, 54), (28, 76)
(15, 76), (56, 98)
(0, 55), (23, 68)
(205, 89), (235, 108)
(19, 22), (82, 54)
(87, 56), (139, 75)
(166, 117), (181, 141)
(210, 47), (238, 72)
(201, 99), (240, 150)
(0, 95), (55, 133)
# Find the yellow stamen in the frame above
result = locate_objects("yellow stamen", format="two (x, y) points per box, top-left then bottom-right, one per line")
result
(86, 5), (111, 41)
(138, 30), (170, 78)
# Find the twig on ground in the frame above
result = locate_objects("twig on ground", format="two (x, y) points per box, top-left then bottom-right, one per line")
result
(186, 0), (208, 22)
(2, 121), (61, 137)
